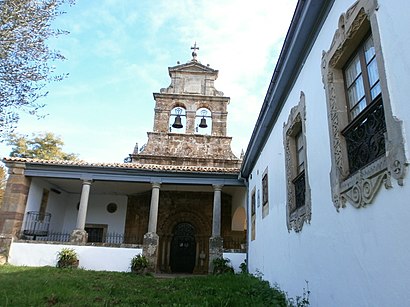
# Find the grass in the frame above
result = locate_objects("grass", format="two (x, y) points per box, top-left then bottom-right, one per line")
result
(0, 265), (287, 306)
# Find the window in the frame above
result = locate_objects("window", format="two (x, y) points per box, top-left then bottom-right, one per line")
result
(321, 0), (406, 209)
(262, 168), (269, 218)
(85, 224), (107, 243)
(250, 188), (256, 241)
(344, 35), (380, 120)
(283, 92), (311, 232)
(293, 130), (305, 211)
(107, 202), (117, 213)
(341, 34), (386, 174)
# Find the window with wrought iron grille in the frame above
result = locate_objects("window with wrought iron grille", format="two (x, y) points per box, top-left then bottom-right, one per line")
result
(251, 187), (256, 240)
(261, 168), (269, 218)
(321, 0), (406, 209)
(283, 92), (311, 232)
(292, 130), (305, 211)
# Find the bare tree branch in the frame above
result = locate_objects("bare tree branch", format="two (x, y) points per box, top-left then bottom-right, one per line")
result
(0, 0), (75, 140)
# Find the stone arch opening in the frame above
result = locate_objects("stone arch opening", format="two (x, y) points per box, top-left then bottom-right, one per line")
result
(169, 106), (186, 133)
(158, 208), (211, 274)
(195, 107), (212, 135)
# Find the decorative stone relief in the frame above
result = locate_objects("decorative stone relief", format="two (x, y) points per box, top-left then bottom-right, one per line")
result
(321, 0), (407, 210)
(283, 92), (311, 232)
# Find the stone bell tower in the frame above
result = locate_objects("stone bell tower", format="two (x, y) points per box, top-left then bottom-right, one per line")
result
(130, 44), (241, 168)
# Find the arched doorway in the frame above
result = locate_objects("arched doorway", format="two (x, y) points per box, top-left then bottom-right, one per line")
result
(170, 222), (196, 273)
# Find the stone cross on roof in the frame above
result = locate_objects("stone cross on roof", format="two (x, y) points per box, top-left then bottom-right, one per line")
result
(191, 42), (199, 61)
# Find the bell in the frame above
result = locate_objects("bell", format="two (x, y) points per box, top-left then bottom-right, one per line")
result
(199, 117), (208, 128)
(172, 115), (183, 129)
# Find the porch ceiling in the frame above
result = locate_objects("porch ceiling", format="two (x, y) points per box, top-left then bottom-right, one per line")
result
(43, 178), (152, 195)
(43, 177), (244, 196)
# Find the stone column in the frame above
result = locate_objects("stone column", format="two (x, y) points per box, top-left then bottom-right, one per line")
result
(0, 162), (31, 264)
(143, 182), (161, 272)
(70, 180), (92, 243)
(209, 184), (224, 273)
(185, 110), (196, 134)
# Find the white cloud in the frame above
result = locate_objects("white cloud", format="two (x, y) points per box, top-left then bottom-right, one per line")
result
(1, 0), (297, 163)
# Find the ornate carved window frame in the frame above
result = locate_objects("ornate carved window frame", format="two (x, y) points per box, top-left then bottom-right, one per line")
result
(283, 91), (311, 232)
(321, 0), (407, 210)
(262, 168), (269, 218)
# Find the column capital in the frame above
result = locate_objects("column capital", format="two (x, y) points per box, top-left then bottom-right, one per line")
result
(82, 180), (93, 186)
(151, 182), (161, 189)
(212, 184), (223, 191)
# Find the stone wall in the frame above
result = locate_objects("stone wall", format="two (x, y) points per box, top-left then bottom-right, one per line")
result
(0, 162), (31, 263)
(124, 190), (240, 273)
(132, 132), (241, 168)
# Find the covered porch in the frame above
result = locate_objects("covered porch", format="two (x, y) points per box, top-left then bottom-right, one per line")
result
(0, 158), (247, 273)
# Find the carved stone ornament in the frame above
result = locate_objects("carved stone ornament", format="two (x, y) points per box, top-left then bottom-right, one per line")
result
(321, 0), (407, 210)
(283, 92), (311, 232)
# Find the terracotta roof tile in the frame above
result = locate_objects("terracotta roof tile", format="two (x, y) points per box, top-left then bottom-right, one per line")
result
(2, 157), (240, 174)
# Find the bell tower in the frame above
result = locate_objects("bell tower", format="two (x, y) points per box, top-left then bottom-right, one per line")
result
(130, 44), (241, 168)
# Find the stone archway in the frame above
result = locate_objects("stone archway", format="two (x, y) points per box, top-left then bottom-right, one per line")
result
(157, 203), (211, 274)
(170, 222), (196, 273)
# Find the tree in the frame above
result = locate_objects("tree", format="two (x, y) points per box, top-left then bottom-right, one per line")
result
(6, 132), (78, 160)
(0, 0), (75, 140)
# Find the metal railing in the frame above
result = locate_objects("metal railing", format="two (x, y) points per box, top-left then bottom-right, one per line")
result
(342, 95), (386, 174)
(22, 211), (51, 240)
(18, 230), (142, 245)
(223, 238), (246, 250)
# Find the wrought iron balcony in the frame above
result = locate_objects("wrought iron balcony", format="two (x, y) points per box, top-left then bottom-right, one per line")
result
(342, 95), (386, 175)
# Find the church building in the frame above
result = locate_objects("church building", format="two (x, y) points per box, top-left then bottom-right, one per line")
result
(0, 46), (246, 274)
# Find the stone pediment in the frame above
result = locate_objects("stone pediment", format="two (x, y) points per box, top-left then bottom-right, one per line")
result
(169, 61), (218, 76)
(161, 60), (223, 96)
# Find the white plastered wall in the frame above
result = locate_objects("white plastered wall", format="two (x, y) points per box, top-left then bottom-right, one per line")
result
(247, 1), (410, 306)
(25, 178), (68, 233)
(25, 179), (128, 235)
(9, 242), (142, 272)
(63, 194), (127, 234)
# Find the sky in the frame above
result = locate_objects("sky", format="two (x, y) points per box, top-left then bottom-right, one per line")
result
(1, 0), (297, 163)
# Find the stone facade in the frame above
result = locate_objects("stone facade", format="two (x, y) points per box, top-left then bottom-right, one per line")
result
(130, 59), (241, 168)
(0, 162), (31, 263)
(124, 191), (243, 273)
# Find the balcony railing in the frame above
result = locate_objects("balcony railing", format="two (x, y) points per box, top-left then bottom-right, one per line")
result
(22, 211), (51, 239)
(223, 238), (246, 251)
(342, 95), (386, 175)
(18, 230), (142, 245)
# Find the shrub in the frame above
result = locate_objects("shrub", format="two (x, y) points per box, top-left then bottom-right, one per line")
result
(56, 248), (78, 268)
(130, 254), (149, 274)
(212, 257), (234, 275)
(239, 259), (247, 274)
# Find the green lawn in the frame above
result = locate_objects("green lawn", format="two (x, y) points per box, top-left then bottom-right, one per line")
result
(0, 265), (287, 306)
